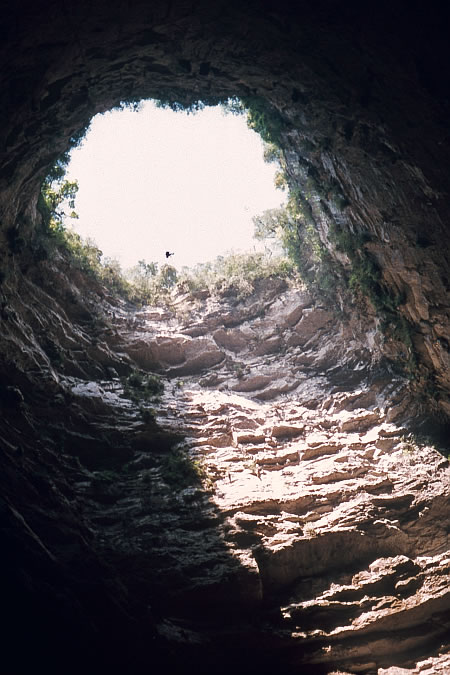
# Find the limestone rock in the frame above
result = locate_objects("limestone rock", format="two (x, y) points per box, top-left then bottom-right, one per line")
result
(212, 328), (248, 353)
(0, 260), (449, 674)
(270, 424), (305, 439)
(126, 334), (225, 375)
(232, 375), (272, 392)
(291, 308), (334, 345)
(1, 2), (450, 670)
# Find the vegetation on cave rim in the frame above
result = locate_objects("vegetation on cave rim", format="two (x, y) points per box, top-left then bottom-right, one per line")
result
(250, 128), (425, 381)
(328, 222), (419, 373)
(224, 96), (288, 145)
(129, 251), (295, 305)
(33, 94), (425, 384)
(33, 196), (296, 306)
(34, 107), (297, 307)
(160, 449), (209, 490)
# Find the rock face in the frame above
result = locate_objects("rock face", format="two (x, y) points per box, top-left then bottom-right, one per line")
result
(0, 254), (448, 674)
(1, 0), (450, 411)
(1, 1), (450, 673)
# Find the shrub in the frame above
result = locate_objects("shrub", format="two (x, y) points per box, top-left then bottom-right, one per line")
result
(254, 190), (346, 304)
(160, 450), (206, 489)
(126, 261), (178, 306)
(176, 251), (295, 301)
(121, 370), (164, 402)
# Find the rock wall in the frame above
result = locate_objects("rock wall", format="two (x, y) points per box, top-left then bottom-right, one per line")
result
(1, 0), (450, 411)
(0, 255), (448, 674)
(0, 1), (450, 673)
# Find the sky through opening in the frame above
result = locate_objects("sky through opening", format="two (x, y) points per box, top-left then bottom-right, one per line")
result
(65, 100), (285, 271)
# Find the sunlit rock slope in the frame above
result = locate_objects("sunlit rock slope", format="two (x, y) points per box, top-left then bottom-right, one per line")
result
(2, 0), (450, 414)
(1, 257), (448, 674)
(1, 2), (450, 672)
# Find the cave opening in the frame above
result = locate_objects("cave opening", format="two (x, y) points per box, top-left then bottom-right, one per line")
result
(1, 2), (450, 674)
(60, 98), (286, 272)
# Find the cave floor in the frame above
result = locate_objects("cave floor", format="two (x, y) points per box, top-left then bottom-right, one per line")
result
(69, 283), (450, 673)
(1, 271), (449, 674)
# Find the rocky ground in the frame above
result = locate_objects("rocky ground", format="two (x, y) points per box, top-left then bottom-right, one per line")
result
(0, 264), (449, 674)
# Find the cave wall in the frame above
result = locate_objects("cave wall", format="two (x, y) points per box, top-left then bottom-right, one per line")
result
(1, 0), (450, 413)
(0, 4), (450, 672)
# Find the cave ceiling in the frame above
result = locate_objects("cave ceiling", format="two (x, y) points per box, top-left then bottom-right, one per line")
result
(1, 0), (449, 215)
(0, 3), (450, 674)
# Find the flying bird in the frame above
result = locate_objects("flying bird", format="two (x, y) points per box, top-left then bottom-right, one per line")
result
(165, 251), (174, 258)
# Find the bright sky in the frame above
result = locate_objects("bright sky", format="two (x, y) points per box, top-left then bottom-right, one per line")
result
(65, 100), (285, 271)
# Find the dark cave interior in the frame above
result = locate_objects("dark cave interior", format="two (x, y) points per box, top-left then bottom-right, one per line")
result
(0, 1), (450, 673)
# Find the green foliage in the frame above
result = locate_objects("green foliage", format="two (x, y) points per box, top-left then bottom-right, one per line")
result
(254, 166), (419, 375)
(153, 95), (288, 147)
(263, 142), (283, 164)
(40, 178), (79, 226)
(121, 369), (164, 403)
(382, 315), (418, 375)
(255, 190), (343, 302)
(116, 99), (142, 113)
(155, 94), (223, 114)
(230, 93), (422, 379)
(223, 96), (287, 145)
(126, 261), (178, 305)
(230, 360), (249, 379)
(33, 120), (88, 248)
(260, 177), (414, 361)
(220, 97), (244, 116)
(330, 225), (384, 306)
(53, 227), (133, 297)
(137, 259), (158, 277)
(36, 157), (79, 254)
(38, 152), (79, 225)
(327, 223), (419, 374)
(400, 433), (418, 454)
(159, 264), (178, 289)
(34, 159), (138, 298)
(41, 124), (89, 184)
(34, 160), (84, 266)
(160, 449), (207, 489)
(35, 163), (293, 309)
(252, 207), (289, 241)
(140, 407), (156, 424)
(303, 522), (318, 537)
(177, 251), (295, 301)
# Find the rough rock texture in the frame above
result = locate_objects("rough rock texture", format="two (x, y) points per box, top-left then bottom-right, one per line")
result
(1, 255), (448, 674)
(1, 0), (450, 411)
(1, 2), (450, 673)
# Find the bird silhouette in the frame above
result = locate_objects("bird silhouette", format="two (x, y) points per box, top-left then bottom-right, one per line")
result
(165, 251), (174, 258)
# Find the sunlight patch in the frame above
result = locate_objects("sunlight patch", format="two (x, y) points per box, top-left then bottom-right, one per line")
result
(65, 100), (285, 271)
